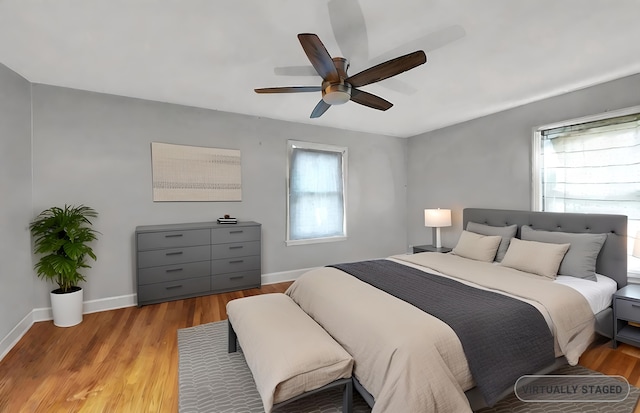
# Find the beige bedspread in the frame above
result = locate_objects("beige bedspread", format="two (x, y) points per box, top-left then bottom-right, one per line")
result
(285, 253), (595, 413)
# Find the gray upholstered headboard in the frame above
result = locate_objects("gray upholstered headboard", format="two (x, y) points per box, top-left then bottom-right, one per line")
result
(463, 208), (628, 288)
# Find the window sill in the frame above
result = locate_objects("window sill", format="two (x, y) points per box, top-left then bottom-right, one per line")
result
(286, 236), (347, 246)
(628, 272), (640, 285)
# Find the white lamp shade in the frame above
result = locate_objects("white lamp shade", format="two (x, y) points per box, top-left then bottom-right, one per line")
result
(424, 209), (452, 228)
(634, 230), (640, 258)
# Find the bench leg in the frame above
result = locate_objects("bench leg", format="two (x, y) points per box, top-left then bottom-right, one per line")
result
(228, 319), (237, 353)
(343, 378), (353, 413)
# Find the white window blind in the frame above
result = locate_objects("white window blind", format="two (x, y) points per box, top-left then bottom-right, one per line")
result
(287, 141), (347, 245)
(535, 110), (640, 276)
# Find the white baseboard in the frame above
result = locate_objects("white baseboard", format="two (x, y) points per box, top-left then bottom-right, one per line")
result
(3, 294), (138, 362)
(1, 269), (311, 362)
(0, 312), (34, 362)
(32, 306), (52, 323)
(261, 267), (316, 285)
(31, 293), (138, 323)
(83, 294), (137, 314)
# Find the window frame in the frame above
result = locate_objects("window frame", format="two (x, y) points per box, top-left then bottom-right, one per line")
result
(531, 104), (640, 278)
(286, 140), (348, 246)
(532, 104), (640, 210)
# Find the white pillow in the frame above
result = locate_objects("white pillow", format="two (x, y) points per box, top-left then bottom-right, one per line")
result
(452, 230), (502, 262)
(500, 238), (570, 279)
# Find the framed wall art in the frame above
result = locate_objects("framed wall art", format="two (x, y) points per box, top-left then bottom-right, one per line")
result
(151, 142), (242, 201)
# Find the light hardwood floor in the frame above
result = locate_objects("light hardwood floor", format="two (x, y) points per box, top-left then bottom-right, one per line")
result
(1, 281), (639, 413)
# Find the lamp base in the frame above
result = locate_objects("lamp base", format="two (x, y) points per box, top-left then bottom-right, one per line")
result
(435, 227), (442, 249)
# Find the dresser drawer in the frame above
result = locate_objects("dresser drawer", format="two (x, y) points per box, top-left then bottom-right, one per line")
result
(616, 298), (640, 322)
(211, 226), (260, 244)
(211, 255), (260, 275)
(137, 276), (210, 304)
(135, 221), (262, 306)
(138, 261), (211, 285)
(138, 245), (210, 268)
(211, 241), (260, 259)
(137, 229), (210, 251)
(212, 270), (261, 292)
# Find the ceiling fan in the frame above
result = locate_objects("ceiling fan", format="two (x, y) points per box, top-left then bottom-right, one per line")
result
(255, 33), (427, 118)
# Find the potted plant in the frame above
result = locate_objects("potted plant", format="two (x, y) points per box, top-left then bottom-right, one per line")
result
(29, 205), (99, 327)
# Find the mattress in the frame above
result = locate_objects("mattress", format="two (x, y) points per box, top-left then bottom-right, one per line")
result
(554, 274), (617, 314)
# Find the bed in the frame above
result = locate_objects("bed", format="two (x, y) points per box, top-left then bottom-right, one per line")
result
(285, 208), (628, 412)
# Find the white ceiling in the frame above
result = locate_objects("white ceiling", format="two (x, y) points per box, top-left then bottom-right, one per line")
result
(1, 0), (640, 138)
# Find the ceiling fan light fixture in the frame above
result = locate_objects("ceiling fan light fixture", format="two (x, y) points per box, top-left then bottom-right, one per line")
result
(322, 83), (351, 105)
(255, 33), (426, 118)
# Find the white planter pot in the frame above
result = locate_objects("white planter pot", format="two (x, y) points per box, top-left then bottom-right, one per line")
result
(50, 287), (83, 327)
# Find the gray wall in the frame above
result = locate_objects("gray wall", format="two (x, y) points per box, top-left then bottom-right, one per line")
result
(407, 73), (640, 249)
(0, 64), (34, 342)
(30, 84), (408, 307)
(5, 56), (639, 348)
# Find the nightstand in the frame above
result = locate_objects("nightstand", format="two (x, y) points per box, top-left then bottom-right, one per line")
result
(613, 285), (640, 349)
(412, 245), (452, 254)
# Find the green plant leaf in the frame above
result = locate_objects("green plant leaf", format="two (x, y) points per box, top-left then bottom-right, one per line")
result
(29, 204), (99, 291)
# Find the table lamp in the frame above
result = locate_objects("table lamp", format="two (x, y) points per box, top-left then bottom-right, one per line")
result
(424, 208), (452, 248)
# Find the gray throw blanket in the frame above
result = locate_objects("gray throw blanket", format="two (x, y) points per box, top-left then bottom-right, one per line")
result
(329, 259), (555, 406)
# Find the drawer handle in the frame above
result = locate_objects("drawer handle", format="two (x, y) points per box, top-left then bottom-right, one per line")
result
(166, 285), (182, 290)
(229, 260), (244, 264)
(229, 230), (244, 234)
(166, 251), (184, 256)
(165, 234), (184, 238)
(166, 268), (183, 273)
(230, 276), (244, 280)
(229, 246), (244, 250)
(632, 304), (640, 309)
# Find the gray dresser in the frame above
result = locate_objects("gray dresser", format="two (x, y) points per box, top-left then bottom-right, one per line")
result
(135, 221), (261, 306)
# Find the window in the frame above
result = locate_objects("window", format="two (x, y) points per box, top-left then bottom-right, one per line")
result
(286, 140), (347, 245)
(532, 106), (640, 277)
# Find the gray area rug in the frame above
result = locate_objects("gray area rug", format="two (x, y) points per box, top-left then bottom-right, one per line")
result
(178, 321), (640, 413)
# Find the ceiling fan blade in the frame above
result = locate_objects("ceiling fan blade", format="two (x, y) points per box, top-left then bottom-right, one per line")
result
(377, 78), (418, 95)
(273, 66), (318, 76)
(255, 86), (322, 94)
(310, 100), (331, 118)
(359, 25), (465, 96)
(328, 0), (368, 63)
(350, 89), (393, 111)
(368, 25), (466, 67)
(346, 50), (426, 88)
(297, 33), (339, 82)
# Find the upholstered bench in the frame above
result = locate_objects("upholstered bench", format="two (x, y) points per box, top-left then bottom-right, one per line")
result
(227, 293), (354, 413)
